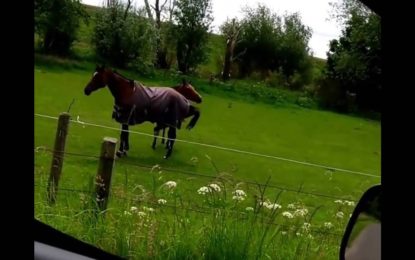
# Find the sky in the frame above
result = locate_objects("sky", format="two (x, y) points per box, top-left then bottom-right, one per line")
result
(81, 0), (342, 59)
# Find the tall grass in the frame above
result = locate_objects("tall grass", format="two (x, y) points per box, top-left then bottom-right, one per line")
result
(35, 162), (352, 259)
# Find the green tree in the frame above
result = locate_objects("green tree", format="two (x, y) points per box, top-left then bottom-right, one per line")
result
(279, 13), (313, 89)
(320, 0), (381, 112)
(143, 0), (177, 68)
(235, 5), (282, 76)
(35, 0), (89, 55)
(92, 0), (157, 70)
(234, 5), (312, 89)
(173, 0), (213, 74)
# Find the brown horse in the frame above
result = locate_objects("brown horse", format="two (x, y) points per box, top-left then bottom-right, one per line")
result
(84, 65), (201, 159)
(153, 79), (202, 150)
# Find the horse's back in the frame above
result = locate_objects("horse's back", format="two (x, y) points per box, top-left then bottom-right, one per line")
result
(146, 87), (189, 121)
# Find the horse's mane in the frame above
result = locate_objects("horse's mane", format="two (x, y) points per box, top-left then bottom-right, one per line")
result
(112, 70), (135, 87)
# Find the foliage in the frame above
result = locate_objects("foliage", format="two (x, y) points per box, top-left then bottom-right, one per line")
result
(173, 0), (213, 74)
(35, 0), (89, 55)
(91, 1), (157, 69)
(319, 0), (381, 112)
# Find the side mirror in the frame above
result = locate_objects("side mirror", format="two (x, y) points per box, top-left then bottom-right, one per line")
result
(340, 184), (381, 260)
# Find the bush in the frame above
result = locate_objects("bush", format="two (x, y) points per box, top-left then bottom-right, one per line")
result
(265, 71), (287, 88)
(316, 78), (348, 112)
(173, 0), (213, 74)
(35, 0), (88, 55)
(92, 3), (157, 69)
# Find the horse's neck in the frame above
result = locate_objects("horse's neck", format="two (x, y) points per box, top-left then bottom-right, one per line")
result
(108, 73), (135, 104)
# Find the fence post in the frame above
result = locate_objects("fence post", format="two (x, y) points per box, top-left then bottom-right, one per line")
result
(47, 112), (70, 204)
(95, 137), (117, 212)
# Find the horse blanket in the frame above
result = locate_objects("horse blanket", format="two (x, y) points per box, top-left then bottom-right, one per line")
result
(112, 81), (190, 127)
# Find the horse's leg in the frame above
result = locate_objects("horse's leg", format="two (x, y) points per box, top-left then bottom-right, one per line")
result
(161, 127), (166, 144)
(124, 124), (130, 151)
(152, 123), (162, 150)
(164, 126), (176, 159)
(186, 106), (200, 130)
(117, 124), (129, 157)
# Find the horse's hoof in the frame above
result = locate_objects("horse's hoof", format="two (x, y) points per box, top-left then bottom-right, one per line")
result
(116, 150), (127, 158)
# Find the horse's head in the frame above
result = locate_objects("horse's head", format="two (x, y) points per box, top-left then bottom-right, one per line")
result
(84, 65), (111, 96)
(174, 79), (202, 104)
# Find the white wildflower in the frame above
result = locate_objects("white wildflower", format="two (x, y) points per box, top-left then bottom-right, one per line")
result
(232, 190), (247, 201)
(234, 190), (246, 197)
(143, 206), (154, 212)
(130, 206), (138, 213)
(324, 222), (333, 229)
(334, 200), (344, 204)
(245, 207), (254, 212)
(266, 203), (282, 210)
(209, 183), (221, 192)
(198, 186), (210, 195)
(302, 222), (311, 231)
(281, 231), (287, 235)
(296, 232), (302, 237)
(294, 208), (308, 217)
(282, 211), (294, 219)
(260, 201), (270, 208)
(158, 199), (167, 205)
(124, 211), (132, 216)
(137, 211), (146, 218)
(345, 200), (355, 207)
(164, 181), (177, 189)
(336, 211), (344, 219)
(232, 195), (245, 201)
(152, 164), (161, 172)
(287, 203), (296, 209)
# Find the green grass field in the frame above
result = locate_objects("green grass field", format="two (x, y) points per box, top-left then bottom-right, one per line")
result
(34, 64), (380, 259)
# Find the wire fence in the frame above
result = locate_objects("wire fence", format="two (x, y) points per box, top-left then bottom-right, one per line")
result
(35, 146), (359, 202)
(34, 111), (370, 242)
(35, 113), (380, 179)
(34, 183), (344, 238)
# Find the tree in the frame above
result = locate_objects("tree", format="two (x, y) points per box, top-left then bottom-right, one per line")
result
(220, 18), (243, 81)
(143, 0), (177, 68)
(173, 0), (213, 74)
(235, 5), (282, 77)
(35, 0), (88, 55)
(321, 0), (381, 112)
(92, 0), (157, 69)
(279, 13), (313, 85)
(234, 5), (312, 89)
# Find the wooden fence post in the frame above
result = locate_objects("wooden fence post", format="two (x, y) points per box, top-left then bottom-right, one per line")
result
(95, 137), (117, 212)
(47, 112), (70, 204)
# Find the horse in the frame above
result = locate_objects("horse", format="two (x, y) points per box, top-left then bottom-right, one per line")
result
(152, 79), (202, 150)
(84, 65), (201, 159)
